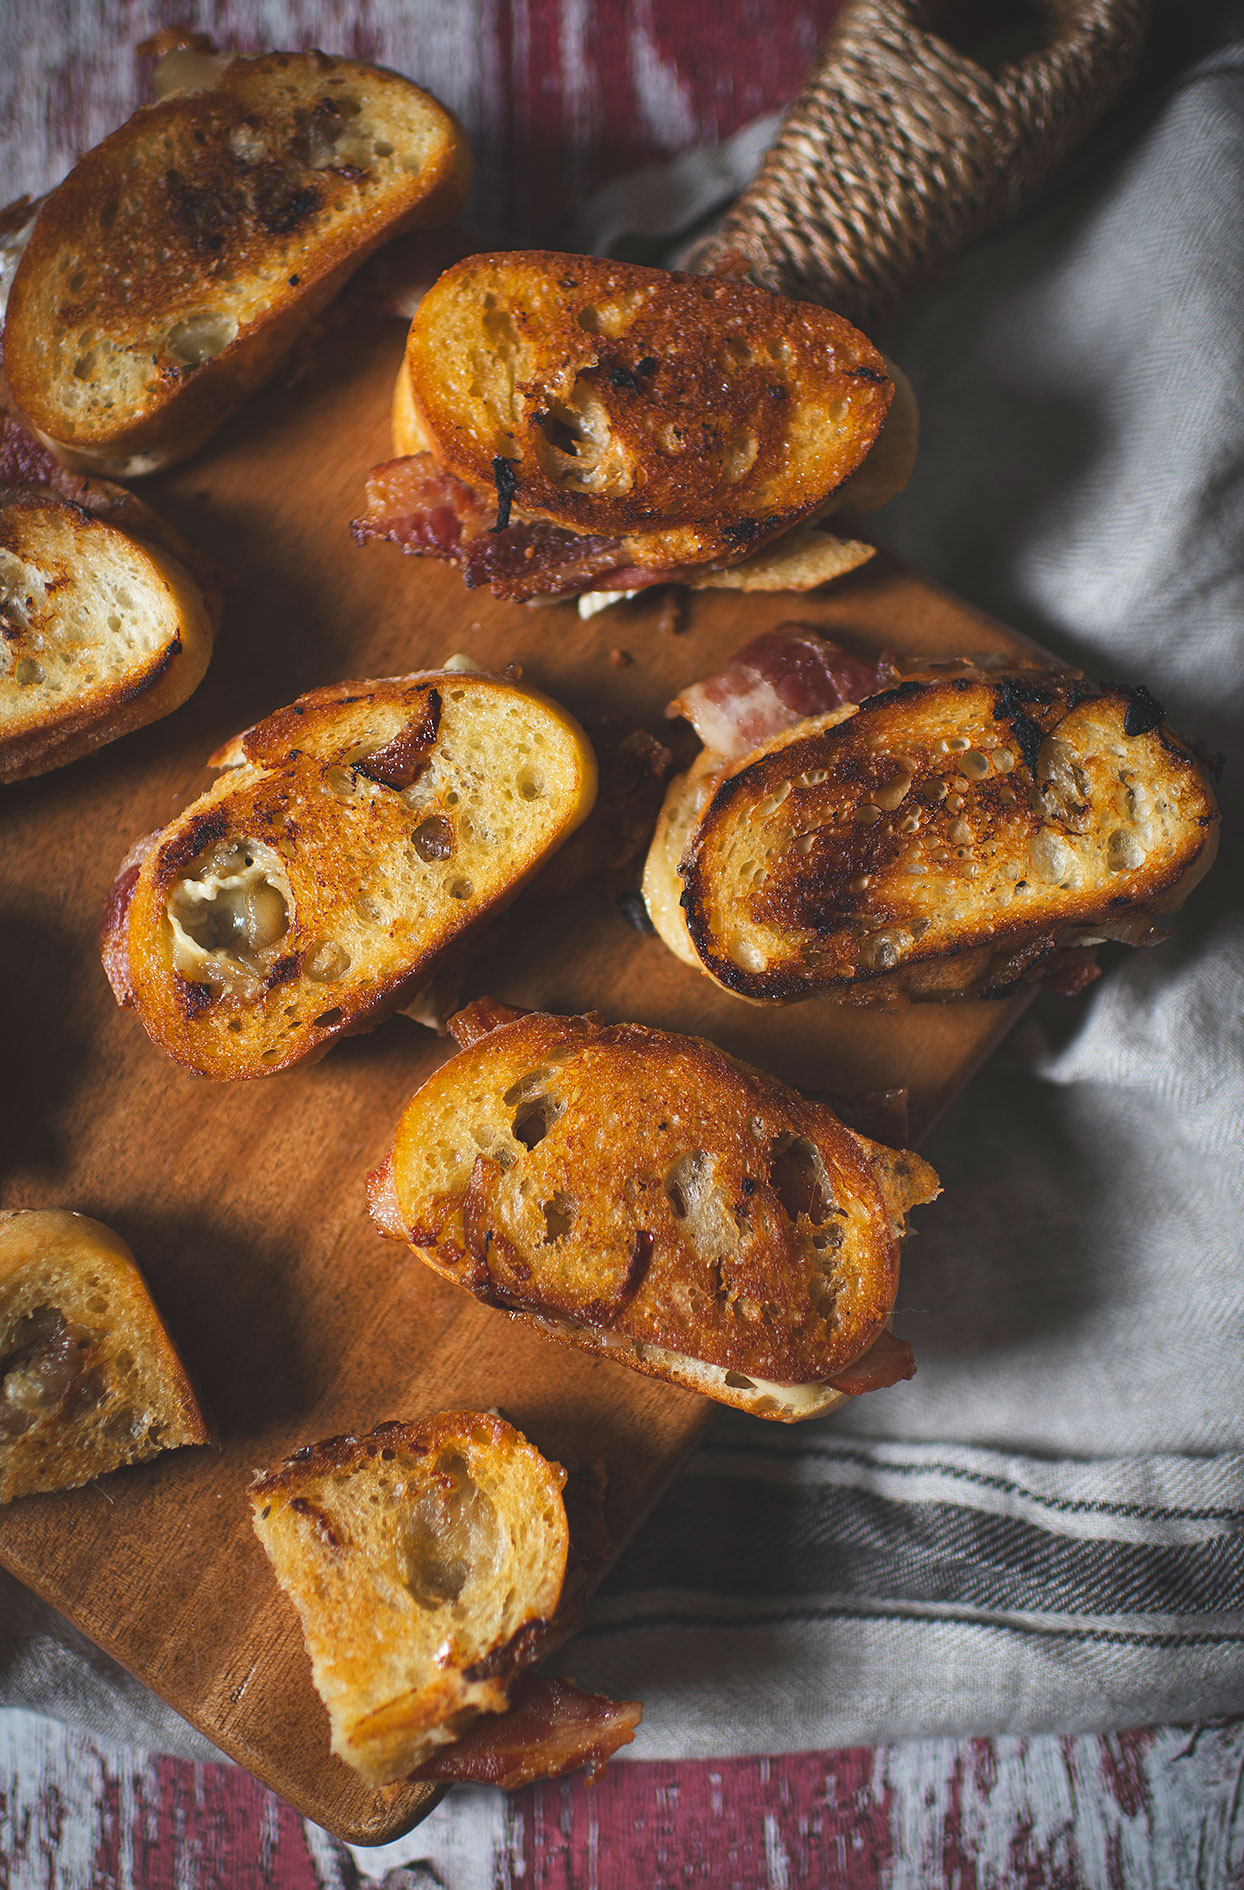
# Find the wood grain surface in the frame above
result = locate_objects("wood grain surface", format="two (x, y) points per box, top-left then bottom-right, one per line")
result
(0, 313), (1034, 1844)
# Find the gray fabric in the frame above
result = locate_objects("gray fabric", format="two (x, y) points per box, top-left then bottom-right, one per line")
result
(5, 30), (1244, 1788)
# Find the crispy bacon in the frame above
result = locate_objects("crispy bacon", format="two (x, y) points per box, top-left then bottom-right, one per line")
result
(827, 1327), (915, 1396)
(1039, 954), (1103, 997)
(410, 1676), (643, 1788)
(447, 998), (531, 1050)
(0, 413), (64, 490)
(669, 625), (898, 761)
(351, 453), (489, 558)
(351, 452), (629, 601)
(1031, 918), (1167, 999)
(460, 519), (623, 601)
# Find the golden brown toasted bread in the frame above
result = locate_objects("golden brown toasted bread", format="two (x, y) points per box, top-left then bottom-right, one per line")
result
(103, 672), (597, 1079)
(368, 1005), (939, 1420)
(5, 51), (471, 476)
(357, 250), (900, 601)
(645, 669), (1221, 1005)
(0, 1210), (208, 1503)
(0, 485), (215, 782)
(250, 1413), (575, 1785)
(406, 250), (890, 562)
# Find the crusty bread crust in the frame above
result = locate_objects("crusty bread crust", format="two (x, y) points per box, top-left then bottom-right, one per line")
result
(372, 1010), (939, 1397)
(404, 251), (892, 572)
(6, 53), (471, 475)
(250, 1412), (570, 1785)
(105, 672), (597, 1079)
(0, 488), (214, 782)
(650, 673), (1221, 1005)
(0, 1209), (208, 1503)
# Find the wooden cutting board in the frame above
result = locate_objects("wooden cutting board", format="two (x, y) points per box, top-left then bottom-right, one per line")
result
(0, 317), (1037, 1844)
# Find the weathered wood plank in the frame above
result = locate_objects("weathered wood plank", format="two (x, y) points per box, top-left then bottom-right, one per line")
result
(4, 1709), (1244, 1887)
(0, 0), (843, 247)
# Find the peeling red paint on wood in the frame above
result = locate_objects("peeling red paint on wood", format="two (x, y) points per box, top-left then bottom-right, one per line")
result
(1098, 1726), (1158, 1820)
(0, 0), (845, 249)
(5, 1713), (1244, 1887)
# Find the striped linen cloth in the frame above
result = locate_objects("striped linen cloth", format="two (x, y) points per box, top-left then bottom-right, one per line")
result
(554, 1426), (1244, 1754)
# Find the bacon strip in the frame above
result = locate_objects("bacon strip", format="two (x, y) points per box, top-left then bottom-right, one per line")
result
(0, 413), (66, 490)
(1040, 957), (1102, 998)
(410, 1676), (643, 1788)
(460, 519), (623, 601)
(827, 1327), (915, 1396)
(351, 452), (628, 601)
(447, 997), (532, 1050)
(668, 625), (897, 761)
(350, 453), (489, 558)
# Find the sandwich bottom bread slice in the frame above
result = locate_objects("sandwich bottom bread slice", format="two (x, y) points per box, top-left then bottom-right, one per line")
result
(643, 635), (1223, 1005)
(250, 1413), (642, 1787)
(0, 1210), (208, 1502)
(103, 670), (597, 1078)
(0, 481), (215, 782)
(369, 1003), (940, 1421)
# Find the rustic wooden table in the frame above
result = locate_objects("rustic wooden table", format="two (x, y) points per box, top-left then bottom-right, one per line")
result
(2, 2), (1241, 1885)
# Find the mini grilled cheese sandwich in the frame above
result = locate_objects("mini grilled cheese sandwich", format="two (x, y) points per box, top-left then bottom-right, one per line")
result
(102, 673), (597, 1078)
(251, 1412), (642, 1786)
(644, 636), (1221, 1005)
(0, 480), (216, 782)
(369, 1002), (939, 1420)
(5, 48), (470, 476)
(353, 251), (917, 604)
(0, 1210), (208, 1503)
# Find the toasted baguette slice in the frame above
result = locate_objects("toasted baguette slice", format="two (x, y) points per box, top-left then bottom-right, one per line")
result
(402, 250), (891, 568)
(646, 672), (1220, 1005)
(103, 672), (597, 1079)
(368, 1006), (939, 1421)
(250, 1413), (573, 1785)
(0, 487), (214, 781)
(5, 52), (471, 476)
(0, 1210), (208, 1503)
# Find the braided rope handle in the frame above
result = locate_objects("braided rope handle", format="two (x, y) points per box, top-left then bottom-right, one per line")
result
(686, 0), (1149, 331)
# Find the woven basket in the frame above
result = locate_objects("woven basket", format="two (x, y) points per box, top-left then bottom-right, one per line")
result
(687, 0), (1149, 331)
